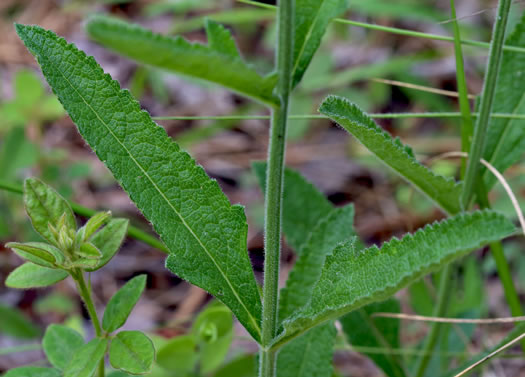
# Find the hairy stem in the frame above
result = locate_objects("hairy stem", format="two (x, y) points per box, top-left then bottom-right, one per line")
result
(260, 0), (294, 376)
(72, 269), (105, 377)
(461, 0), (512, 207)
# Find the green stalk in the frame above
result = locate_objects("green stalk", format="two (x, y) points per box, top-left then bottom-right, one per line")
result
(0, 179), (168, 253)
(237, 0), (525, 54)
(461, 0), (512, 208)
(414, 265), (453, 377)
(260, 0), (294, 376)
(72, 269), (105, 377)
(449, 0), (474, 177)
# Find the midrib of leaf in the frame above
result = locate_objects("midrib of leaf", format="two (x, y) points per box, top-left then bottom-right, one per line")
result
(54, 60), (261, 338)
(293, 1), (324, 75)
(117, 338), (147, 370)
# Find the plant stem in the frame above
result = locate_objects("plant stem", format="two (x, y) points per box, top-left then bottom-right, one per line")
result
(461, 0), (512, 208)
(414, 265), (453, 377)
(449, 0), (474, 177)
(72, 269), (105, 377)
(260, 0), (294, 376)
(237, 0), (525, 54)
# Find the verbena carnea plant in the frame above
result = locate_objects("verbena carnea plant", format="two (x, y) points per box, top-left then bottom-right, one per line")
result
(5, 0), (525, 376)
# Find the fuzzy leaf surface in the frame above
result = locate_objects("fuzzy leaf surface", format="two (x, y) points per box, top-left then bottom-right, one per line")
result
(319, 96), (462, 214)
(87, 218), (128, 271)
(274, 210), (516, 348)
(253, 162), (333, 254)
(292, 0), (350, 87)
(85, 16), (278, 107)
(279, 205), (355, 321)
(6, 262), (68, 289)
(109, 331), (155, 374)
(16, 24), (262, 341)
(43, 324), (85, 370)
(23, 177), (76, 243)
(482, 13), (525, 188)
(276, 323), (336, 377)
(341, 299), (406, 377)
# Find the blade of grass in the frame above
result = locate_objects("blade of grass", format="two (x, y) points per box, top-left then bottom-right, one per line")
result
(461, 0), (512, 207)
(237, 0), (525, 54)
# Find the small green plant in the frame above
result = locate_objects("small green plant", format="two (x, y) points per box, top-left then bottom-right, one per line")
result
(4, 0), (525, 376)
(4, 179), (154, 377)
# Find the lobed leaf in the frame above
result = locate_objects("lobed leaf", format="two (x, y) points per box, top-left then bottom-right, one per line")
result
(341, 299), (406, 377)
(64, 338), (108, 377)
(109, 331), (155, 375)
(43, 324), (85, 370)
(292, 0), (350, 87)
(16, 24), (262, 341)
(103, 275), (147, 333)
(319, 96), (463, 214)
(274, 210), (516, 348)
(23, 177), (76, 243)
(482, 12), (525, 188)
(276, 323), (336, 377)
(85, 15), (279, 107)
(6, 262), (68, 289)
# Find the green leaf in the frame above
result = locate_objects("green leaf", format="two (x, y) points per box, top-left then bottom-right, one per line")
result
(6, 242), (63, 268)
(341, 299), (406, 377)
(85, 15), (279, 107)
(87, 218), (129, 272)
(109, 331), (155, 374)
(253, 162), (333, 254)
(103, 275), (147, 333)
(0, 303), (40, 339)
(191, 303), (234, 373)
(16, 24), (262, 342)
(43, 324), (85, 370)
(78, 210), (112, 242)
(274, 210), (516, 348)
(64, 338), (108, 377)
(23, 177), (76, 244)
(156, 335), (198, 373)
(279, 205), (355, 322)
(276, 322), (336, 377)
(482, 12), (525, 188)
(3, 367), (61, 377)
(78, 242), (102, 260)
(205, 19), (240, 58)
(292, 0), (350, 87)
(319, 96), (462, 214)
(6, 262), (68, 289)
(213, 354), (256, 377)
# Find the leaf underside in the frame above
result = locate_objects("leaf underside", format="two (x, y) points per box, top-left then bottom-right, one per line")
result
(482, 12), (525, 188)
(15, 24), (262, 342)
(319, 95), (463, 215)
(275, 210), (515, 347)
(85, 15), (279, 107)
